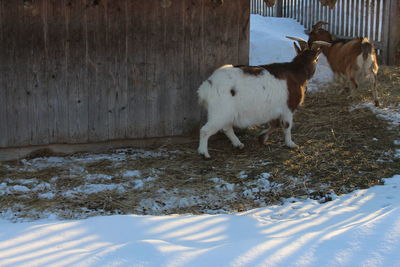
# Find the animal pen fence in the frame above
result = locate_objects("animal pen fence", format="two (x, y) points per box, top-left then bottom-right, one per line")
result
(250, 0), (400, 65)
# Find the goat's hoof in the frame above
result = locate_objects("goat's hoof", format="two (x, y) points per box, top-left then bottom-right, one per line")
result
(200, 153), (211, 160)
(198, 148), (211, 159)
(236, 143), (245, 150)
(286, 142), (299, 149)
(258, 134), (268, 145)
(340, 87), (349, 94)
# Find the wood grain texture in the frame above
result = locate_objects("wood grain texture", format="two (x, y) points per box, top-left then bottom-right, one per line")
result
(0, 0), (250, 148)
(126, 1), (147, 139)
(106, 0), (128, 139)
(67, 0), (89, 143)
(183, 0), (205, 135)
(29, 0), (49, 146)
(0, 0), (7, 147)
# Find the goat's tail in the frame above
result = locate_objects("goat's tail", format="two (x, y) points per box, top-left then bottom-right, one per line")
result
(197, 65), (233, 109)
(197, 79), (212, 109)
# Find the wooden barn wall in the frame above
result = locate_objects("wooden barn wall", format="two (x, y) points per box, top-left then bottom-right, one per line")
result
(0, 0), (250, 148)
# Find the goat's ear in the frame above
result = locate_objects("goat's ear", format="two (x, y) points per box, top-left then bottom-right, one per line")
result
(293, 42), (301, 55)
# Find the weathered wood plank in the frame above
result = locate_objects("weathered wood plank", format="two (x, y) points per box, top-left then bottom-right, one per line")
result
(47, 0), (69, 144)
(126, 1), (147, 138)
(67, 0), (89, 143)
(387, 0), (400, 65)
(106, 0), (128, 139)
(86, 0), (109, 142)
(204, 0), (241, 72)
(145, 1), (165, 137)
(238, 0), (250, 65)
(7, 1), (30, 146)
(381, 0), (390, 64)
(1, 0), (251, 148)
(0, 0), (7, 147)
(161, 1), (185, 136)
(27, 0), (49, 146)
(183, 0), (205, 135)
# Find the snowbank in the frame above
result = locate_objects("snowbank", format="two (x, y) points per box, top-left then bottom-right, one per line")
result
(1, 175), (399, 267)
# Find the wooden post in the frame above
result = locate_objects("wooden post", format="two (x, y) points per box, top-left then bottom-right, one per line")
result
(387, 0), (400, 65)
(276, 0), (283, 17)
(382, 0), (399, 65)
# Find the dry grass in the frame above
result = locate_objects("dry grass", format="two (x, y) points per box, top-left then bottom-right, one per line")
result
(1, 66), (399, 220)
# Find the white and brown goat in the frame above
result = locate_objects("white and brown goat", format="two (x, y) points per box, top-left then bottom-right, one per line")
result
(197, 37), (330, 158)
(308, 21), (380, 106)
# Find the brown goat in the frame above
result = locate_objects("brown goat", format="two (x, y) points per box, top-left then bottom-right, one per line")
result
(308, 22), (380, 106)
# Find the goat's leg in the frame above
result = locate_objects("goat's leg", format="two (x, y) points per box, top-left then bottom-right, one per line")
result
(349, 76), (359, 99)
(198, 122), (222, 158)
(258, 119), (280, 145)
(281, 113), (298, 148)
(338, 74), (350, 94)
(371, 73), (379, 106)
(222, 126), (244, 149)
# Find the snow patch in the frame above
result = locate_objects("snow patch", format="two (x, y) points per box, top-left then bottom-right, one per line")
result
(351, 102), (400, 127)
(122, 170), (142, 178)
(85, 173), (114, 181)
(62, 184), (127, 197)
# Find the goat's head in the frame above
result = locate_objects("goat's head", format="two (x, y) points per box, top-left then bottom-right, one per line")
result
(308, 21), (333, 47)
(286, 36), (331, 79)
(286, 36), (331, 62)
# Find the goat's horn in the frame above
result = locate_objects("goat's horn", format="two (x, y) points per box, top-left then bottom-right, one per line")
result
(311, 40), (332, 50)
(312, 40), (331, 46)
(285, 36), (308, 50)
(312, 21), (328, 30)
(286, 36), (307, 43)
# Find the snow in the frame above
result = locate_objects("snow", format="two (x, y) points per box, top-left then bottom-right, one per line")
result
(1, 175), (400, 267)
(0, 15), (399, 267)
(122, 170), (142, 178)
(351, 102), (400, 127)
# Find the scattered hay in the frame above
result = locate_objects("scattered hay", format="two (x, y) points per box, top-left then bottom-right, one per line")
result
(1, 66), (399, 221)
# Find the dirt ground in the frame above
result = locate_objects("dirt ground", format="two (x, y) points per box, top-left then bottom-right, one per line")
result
(1, 66), (399, 221)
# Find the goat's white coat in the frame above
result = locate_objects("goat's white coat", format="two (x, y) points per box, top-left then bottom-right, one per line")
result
(198, 65), (288, 128)
(356, 53), (375, 82)
(197, 65), (296, 158)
